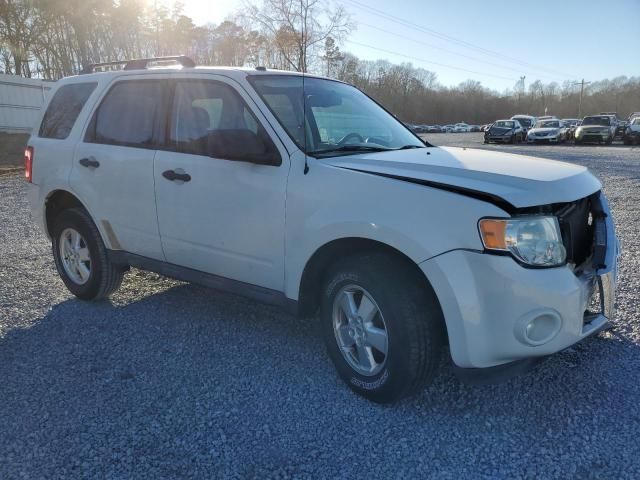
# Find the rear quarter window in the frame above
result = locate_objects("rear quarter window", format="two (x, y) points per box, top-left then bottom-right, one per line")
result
(39, 83), (97, 139)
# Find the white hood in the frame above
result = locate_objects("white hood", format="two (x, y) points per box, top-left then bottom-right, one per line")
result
(324, 146), (601, 209)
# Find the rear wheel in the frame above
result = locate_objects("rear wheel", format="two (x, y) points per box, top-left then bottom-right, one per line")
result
(51, 208), (125, 300)
(320, 253), (444, 403)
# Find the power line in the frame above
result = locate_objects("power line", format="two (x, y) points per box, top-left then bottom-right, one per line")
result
(341, 0), (575, 79)
(356, 21), (563, 82)
(344, 39), (519, 82)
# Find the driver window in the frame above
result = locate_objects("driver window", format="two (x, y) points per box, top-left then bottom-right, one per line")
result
(170, 80), (275, 162)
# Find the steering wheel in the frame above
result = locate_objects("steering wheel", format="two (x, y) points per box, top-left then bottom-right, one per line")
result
(337, 132), (364, 146)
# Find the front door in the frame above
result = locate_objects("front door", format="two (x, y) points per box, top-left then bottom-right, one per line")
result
(154, 77), (290, 291)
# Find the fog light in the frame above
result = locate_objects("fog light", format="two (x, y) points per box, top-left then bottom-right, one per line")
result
(515, 310), (562, 346)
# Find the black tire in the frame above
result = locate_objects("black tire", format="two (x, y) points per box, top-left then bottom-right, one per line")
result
(51, 207), (125, 300)
(575, 138), (582, 145)
(509, 134), (515, 144)
(320, 252), (444, 403)
(605, 136), (613, 145)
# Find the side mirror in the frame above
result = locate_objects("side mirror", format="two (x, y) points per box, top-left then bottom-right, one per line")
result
(207, 130), (281, 166)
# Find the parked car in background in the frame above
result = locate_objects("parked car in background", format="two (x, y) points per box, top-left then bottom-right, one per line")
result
(536, 115), (558, 122)
(562, 118), (581, 140)
(575, 115), (616, 144)
(623, 116), (640, 145)
(615, 120), (628, 139)
(454, 122), (471, 132)
(470, 125), (480, 132)
(511, 115), (536, 136)
(442, 125), (455, 132)
(480, 123), (493, 132)
(526, 119), (568, 144)
(427, 125), (442, 133)
(629, 112), (640, 121)
(484, 119), (524, 143)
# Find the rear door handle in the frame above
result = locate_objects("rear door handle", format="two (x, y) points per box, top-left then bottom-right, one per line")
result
(162, 169), (191, 182)
(79, 157), (100, 168)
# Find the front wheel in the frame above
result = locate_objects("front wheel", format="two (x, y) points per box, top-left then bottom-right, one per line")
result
(320, 253), (444, 403)
(51, 208), (125, 300)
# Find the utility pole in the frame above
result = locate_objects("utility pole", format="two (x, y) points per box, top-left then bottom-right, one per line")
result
(518, 75), (525, 105)
(572, 79), (591, 118)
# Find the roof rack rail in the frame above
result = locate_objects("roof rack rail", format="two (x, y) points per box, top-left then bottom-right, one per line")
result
(80, 55), (196, 75)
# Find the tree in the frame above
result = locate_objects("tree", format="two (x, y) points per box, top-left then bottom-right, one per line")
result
(321, 36), (342, 76)
(242, 0), (352, 72)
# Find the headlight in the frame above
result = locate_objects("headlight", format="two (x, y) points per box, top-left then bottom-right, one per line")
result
(479, 216), (566, 267)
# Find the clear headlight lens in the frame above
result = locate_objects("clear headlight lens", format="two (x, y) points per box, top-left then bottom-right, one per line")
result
(479, 216), (566, 267)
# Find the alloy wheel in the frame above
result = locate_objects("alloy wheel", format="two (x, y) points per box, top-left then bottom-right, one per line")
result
(332, 284), (389, 376)
(59, 228), (92, 285)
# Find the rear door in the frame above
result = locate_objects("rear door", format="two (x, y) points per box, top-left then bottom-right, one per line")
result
(153, 76), (290, 291)
(70, 77), (168, 260)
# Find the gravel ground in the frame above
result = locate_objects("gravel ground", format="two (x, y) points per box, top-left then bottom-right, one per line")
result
(1, 133), (639, 479)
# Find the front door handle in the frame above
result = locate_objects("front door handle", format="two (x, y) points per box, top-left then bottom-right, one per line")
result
(79, 157), (100, 168)
(162, 169), (191, 182)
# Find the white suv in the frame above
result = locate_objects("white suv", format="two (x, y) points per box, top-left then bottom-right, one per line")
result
(26, 56), (619, 403)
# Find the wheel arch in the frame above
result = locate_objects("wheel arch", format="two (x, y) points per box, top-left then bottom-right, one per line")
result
(44, 189), (92, 238)
(296, 237), (446, 333)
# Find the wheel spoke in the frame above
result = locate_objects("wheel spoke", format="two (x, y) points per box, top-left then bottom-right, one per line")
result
(365, 325), (388, 355)
(77, 247), (90, 262)
(357, 295), (378, 323)
(72, 231), (81, 249)
(356, 344), (376, 373)
(77, 261), (91, 281)
(339, 291), (358, 318)
(65, 233), (74, 252)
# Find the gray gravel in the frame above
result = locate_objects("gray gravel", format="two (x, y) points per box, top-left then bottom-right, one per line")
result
(1, 133), (639, 479)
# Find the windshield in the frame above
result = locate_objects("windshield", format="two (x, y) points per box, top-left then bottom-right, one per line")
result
(249, 75), (425, 156)
(512, 117), (532, 128)
(493, 121), (515, 128)
(538, 120), (561, 128)
(632, 118), (640, 125)
(582, 116), (610, 126)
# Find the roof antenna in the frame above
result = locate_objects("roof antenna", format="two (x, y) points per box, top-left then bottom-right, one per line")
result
(301, 0), (309, 175)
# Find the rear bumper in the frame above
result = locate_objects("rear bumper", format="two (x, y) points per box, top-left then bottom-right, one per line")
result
(27, 183), (48, 237)
(420, 192), (619, 371)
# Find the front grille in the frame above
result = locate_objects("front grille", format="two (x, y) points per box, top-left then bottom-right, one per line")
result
(556, 196), (595, 267)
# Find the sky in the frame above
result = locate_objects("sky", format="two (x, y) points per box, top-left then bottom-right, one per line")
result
(175, 0), (640, 91)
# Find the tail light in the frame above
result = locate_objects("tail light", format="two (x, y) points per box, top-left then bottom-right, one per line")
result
(24, 146), (34, 183)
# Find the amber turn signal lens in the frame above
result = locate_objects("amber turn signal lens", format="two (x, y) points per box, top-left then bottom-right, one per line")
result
(479, 219), (507, 250)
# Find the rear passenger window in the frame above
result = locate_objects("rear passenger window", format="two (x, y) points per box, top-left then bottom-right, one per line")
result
(87, 80), (164, 148)
(39, 82), (97, 139)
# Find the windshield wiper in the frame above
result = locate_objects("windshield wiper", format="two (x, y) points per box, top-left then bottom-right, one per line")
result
(307, 145), (393, 156)
(395, 144), (425, 150)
